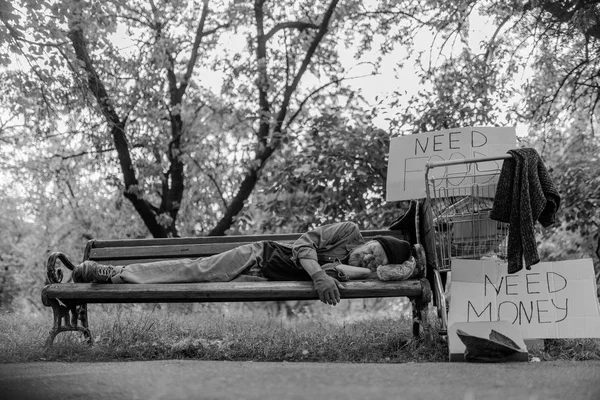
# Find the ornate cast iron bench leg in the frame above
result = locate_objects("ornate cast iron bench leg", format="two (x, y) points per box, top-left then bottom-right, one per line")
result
(43, 298), (93, 347)
(410, 278), (432, 338)
(43, 252), (93, 347)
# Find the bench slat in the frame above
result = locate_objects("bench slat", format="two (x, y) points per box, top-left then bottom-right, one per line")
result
(43, 280), (423, 303)
(90, 235), (300, 248)
(86, 230), (408, 262)
(88, 243), (255, 261)
(95, 259), (175, 266)
(88, 230), (403, 249)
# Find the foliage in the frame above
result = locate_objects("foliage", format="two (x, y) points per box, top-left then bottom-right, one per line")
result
(0, 151), (148, 311)
(381, 1), (600, 131)
(1, 0), (389, 239)
(1, 0), (599, 310)
(0, 0), (410, 309)
(237, 113), (406, 234)
(537, 133), (600, 275)
(387, 48), (516, 135)
(378, 0), (600, 275)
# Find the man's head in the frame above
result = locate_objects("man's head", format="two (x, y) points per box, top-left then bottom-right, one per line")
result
(373, 236), (412, 264)
(348, 236), (411, 270)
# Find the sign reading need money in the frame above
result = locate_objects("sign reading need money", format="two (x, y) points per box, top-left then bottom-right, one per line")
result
(448, 259), (600, 339)
(386, 126), (516, 201)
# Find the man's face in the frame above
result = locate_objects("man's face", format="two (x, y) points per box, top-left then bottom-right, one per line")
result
(348, 241), (389, 271)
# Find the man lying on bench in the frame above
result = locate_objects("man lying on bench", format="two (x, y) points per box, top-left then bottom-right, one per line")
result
(73, 222), (425, 306)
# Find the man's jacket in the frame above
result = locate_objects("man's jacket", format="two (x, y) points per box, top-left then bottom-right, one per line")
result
(261, 222), (365, 281)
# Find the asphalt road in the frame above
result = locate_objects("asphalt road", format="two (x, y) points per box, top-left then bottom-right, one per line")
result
(1, 360), (599, 400)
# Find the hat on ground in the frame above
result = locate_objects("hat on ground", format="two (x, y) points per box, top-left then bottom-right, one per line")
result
(373, 236), (411, 265)
(456, 329), (525, 362)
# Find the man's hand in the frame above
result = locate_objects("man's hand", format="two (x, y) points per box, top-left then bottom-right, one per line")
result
(311, 270), (343, 306)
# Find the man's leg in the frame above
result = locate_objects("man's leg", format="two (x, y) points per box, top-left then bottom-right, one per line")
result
(75, 242), (266, 284)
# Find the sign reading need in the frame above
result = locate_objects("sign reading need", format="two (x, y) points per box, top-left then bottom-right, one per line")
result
(386, 126), (516, 201)
(449, 259), (600, 339)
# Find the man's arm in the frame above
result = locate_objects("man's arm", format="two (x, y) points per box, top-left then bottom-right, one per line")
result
(335, 264), (377, 280)
(293, 222), (363, 306)
(291, 222), (363, 265)
(297, 258), (322, 277)
(298, 258), (343, 306)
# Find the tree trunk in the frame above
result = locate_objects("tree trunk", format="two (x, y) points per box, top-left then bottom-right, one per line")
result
(67, 16), (168, 238)
(209, 0), (340, 236)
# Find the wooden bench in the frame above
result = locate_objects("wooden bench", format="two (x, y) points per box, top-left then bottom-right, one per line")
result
(42, 229), (433, 347)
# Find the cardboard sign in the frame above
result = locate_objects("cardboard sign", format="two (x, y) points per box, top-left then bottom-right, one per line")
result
(448, 259), (600, 339)
(386, 126), (516, 201)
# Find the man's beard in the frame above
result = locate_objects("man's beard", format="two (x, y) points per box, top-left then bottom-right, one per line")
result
(348, 249), (376, 271)
(348, 250), (361, 267)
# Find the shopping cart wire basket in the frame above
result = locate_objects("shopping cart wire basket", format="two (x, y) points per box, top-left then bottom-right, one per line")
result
(424, 154), (512, 334)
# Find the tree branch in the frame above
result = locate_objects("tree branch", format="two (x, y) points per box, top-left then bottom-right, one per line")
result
(180, 0), (210, 94)
(264, 21), (319, 42)
(51, 147), (116, 160)
(208, 0), (341, 236)
(485, 13), (512, 64)
(542, 58), (588, 121)
(352, 9), (428, 26)
(544, 1), (600, 40)
(273, 0), (340, 139)
(190, 157), (229, 210)
(0, 16), (68, 47)
(67, 6), (166, 237)
(254, 0), (271, 147)
(285, 72), (374, 129)
(596, 230), (600, 262)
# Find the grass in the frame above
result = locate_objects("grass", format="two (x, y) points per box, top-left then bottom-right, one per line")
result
(0, 302), (447, 363)
(0, 304), (599, 364)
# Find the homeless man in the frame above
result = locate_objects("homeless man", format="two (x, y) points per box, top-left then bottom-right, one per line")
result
(73, 222), (425, 306)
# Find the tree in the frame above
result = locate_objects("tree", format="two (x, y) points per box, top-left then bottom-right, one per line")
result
(2, 0), (409, 239)
(360, 1), (597, 130)
(377, 0), (600, 273)
(537, 134), (600, 269)
(205, 0), (343, 235)
(238, 113), (401, 235)
(63, 0), (238, 238)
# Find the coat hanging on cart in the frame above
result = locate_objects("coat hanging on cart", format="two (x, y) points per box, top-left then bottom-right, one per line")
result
(490, 148), (561, 274)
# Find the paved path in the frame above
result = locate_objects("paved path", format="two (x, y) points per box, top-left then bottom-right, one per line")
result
(1, 360), (599, 400)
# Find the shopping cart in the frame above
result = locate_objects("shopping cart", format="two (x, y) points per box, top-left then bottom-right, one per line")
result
(424, 154), (512, 334)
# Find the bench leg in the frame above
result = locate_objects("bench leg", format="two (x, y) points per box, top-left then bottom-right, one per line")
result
(410, 297), (429, 338)
(45, 299), (93, 347)
(410, 278), (433, 338)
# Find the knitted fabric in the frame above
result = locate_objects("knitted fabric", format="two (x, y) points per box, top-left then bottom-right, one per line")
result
(377, 256), (416, 281)
(490, 148), (561, 273)
(373, 236), (411, 265)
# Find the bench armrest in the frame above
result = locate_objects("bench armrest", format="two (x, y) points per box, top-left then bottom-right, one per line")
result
(46, 252), (77, 284)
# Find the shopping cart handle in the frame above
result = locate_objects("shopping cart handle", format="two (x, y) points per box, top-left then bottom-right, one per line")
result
(425, 154), (512, 169)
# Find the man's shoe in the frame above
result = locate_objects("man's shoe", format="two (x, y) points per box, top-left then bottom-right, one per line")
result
(72, 261), (116, 283)
(411, 244), (426, 279)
